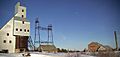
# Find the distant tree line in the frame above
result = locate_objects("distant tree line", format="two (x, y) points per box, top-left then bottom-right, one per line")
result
(57, 48), (80, 53)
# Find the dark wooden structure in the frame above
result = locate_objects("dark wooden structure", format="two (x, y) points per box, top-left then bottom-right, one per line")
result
(15, 36), (28, 52)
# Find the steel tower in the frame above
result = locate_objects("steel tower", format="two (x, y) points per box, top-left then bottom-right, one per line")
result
(34, 18), (54, 51)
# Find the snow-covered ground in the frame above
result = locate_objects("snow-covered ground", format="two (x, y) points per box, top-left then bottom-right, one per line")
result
(1, 51), (119, 57)
(0, 52), (96, 57)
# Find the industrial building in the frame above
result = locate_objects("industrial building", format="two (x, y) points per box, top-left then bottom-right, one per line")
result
(88, 42), (113, 52)
(88, 42), (102, 52)
(98, 45), (113, 52)
(37, 44), (57, 53)
(88, 31), (119, 52)
(0, 2), (30, 53)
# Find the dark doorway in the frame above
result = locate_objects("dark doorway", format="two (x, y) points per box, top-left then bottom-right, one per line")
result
(15, 36), (28, 52)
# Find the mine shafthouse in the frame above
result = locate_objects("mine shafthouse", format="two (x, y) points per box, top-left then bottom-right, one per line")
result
(0, 2), (57, 53)
(0, 2), (30, 53)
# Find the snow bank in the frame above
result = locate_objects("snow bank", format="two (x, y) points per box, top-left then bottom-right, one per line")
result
(0, 52), (97, 57)
(80, 55), (96, 57)
(29, 52), (65, 57)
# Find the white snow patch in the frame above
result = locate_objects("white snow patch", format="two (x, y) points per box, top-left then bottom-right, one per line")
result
(0, 52), (96, 57)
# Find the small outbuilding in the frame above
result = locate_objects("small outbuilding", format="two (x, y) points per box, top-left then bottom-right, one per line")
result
(38, 44), (57, 53)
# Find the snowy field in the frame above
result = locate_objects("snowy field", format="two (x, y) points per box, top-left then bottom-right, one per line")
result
(0, 52), (96, 57)
(0, 51), (120, 57)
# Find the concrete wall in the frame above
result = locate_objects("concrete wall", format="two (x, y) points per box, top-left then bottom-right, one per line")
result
(13, 20), (30, 36)
(15, 2), (26, 18)
(0, 18), (16, 53)
(13, 2), (30, 36)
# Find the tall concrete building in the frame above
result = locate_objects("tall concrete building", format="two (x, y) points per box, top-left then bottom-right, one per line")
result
(0, 2), (30, 53)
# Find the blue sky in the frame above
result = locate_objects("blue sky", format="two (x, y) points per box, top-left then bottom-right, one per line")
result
(0, 0), (120, 51)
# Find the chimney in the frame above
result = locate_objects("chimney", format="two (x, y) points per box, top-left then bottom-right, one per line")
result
(114, 31), (118, 51)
